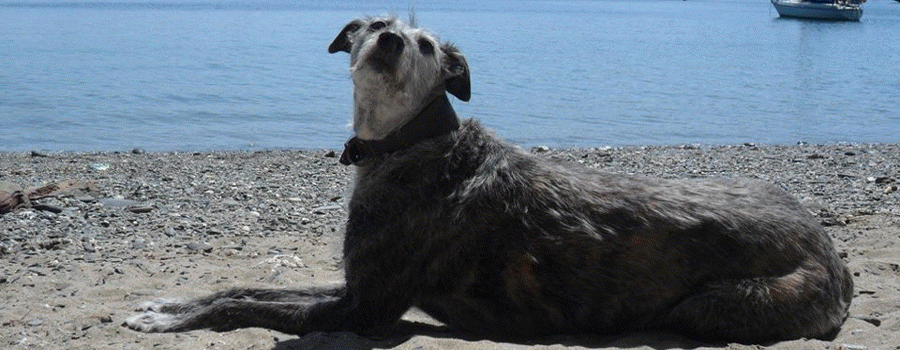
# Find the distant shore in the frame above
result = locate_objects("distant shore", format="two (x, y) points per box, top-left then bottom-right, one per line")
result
(1, 144), (898, 349)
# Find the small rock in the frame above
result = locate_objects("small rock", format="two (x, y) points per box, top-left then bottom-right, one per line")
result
(532, 146), (550, 153)
(260, 254), (305, 269)
(885, 185), (897, 194)
(99, 198), (141, 208)
(26, 319), (42, 327)
(324, 150), (337, 158)
(186, 241), (213, 253)
(89, 162), (110, 171)
(165, 227), (177, 237)
(32, 204), (63, 213)
(75, 195), (96, 203)
(132, 148), (146, 155)
(806, 154), (825, 159)
(844, 151), (856, 156)
(874, 176), (892, 184)
(841, 344), (867, 350)
(313, 205), (342, 214)
(126, 205), (154, 214)
(30, 150), (50, 158)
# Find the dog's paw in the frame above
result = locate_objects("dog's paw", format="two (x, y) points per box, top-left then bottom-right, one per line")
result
(122, 311), (183, 333)
(134, 299), (179, 312)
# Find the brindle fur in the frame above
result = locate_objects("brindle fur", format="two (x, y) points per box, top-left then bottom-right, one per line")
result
(124, 16), (853, 343)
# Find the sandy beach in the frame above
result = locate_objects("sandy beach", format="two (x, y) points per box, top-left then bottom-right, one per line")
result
(1, 143), (898, 349)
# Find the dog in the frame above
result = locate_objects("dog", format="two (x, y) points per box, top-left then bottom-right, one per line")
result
(124, 16), (853, 343)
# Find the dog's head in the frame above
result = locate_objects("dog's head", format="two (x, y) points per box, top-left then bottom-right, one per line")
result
(329, 16), (470, 140)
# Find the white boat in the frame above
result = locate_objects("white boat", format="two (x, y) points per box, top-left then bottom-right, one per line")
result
(771, 0), (863, 21)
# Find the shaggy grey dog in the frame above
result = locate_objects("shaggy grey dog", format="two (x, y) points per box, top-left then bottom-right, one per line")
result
(124, 16), (853, 343)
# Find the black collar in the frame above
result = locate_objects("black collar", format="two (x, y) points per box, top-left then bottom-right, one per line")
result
(340, 93), (460, 166)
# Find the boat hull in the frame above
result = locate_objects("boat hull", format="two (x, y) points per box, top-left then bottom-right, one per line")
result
(771, 0), (862, 21)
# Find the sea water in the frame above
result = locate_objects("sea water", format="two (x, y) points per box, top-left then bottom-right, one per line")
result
(1, 0), (898, 152)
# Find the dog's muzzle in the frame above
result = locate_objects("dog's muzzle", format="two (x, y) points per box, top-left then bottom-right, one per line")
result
(367, 32), (404, 73)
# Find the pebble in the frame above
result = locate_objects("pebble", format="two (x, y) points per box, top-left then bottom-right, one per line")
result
(75, 195), (96, 203)
(313, 205), (342, 214)
(32, 204), (63, 213)
(98, 198), (141, 208)
(186, 241), (214, 253)
(88, 162), (110, 171)
(841, 345), (867, 350)
(126, 204), (154, 214)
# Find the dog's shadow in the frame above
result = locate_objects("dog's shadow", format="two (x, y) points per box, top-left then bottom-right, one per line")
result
(271, 320), (718, 350)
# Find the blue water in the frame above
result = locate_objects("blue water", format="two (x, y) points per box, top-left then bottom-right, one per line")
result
(2, 0), (899, 152)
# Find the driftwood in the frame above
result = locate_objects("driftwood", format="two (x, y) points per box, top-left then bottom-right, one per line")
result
(0, 179), (90, 215)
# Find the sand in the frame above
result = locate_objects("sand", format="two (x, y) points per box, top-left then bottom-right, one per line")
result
(1, 143), (898, 350)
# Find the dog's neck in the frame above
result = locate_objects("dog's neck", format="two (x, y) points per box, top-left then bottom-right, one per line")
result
(340, 93), (459, 166)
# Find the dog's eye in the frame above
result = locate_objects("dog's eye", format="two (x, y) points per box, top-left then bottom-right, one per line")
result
(369, 21), (387, 31)
(417, 38), (434, 55)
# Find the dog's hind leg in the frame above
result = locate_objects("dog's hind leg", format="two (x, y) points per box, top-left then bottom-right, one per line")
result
(658, 260), (852, 343)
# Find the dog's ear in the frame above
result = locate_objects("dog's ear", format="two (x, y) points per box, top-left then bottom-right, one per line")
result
(328, 19), (364, 54)
(442, 43), (470, 102)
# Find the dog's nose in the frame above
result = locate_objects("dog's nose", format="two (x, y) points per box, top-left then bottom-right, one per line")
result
(377, 32), (404, 55)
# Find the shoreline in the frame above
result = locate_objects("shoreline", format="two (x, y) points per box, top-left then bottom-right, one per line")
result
(1, 143), (898, 349)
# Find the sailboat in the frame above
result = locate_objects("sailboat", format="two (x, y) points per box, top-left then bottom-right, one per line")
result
(771, 0), (864, 21)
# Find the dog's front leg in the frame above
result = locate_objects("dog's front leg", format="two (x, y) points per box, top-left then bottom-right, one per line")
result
(124, 286), (414, 335)
(125, 296), (352, 334)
